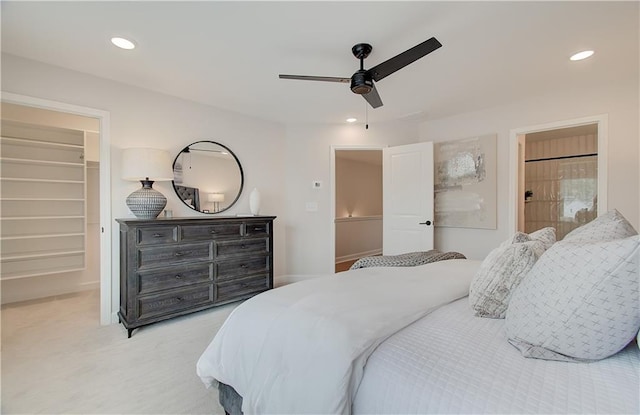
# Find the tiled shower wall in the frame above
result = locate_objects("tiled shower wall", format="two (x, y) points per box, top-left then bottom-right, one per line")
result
(524, 132), (598, 240)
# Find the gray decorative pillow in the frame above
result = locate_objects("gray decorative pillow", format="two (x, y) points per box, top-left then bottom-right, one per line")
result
(505, 235), (640, 362)
(563, 209), (637, 242)
(528, 227), (556, 250)
(469, 238), (545, 319)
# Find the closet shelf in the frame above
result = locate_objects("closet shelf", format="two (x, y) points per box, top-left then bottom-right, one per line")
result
(1, 136), (83, 149)
(0, 197), (84, 202)
(0, 177), (84, 184)
(0, 157), (84, 167)
(1, 120), (87, 279)
(1, 215), (84, 221)
(1, 267), (86, 281)
(1, 249), (85, 262)
(1, 232), (84, 241)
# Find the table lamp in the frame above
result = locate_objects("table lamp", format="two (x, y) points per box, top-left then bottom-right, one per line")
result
(208, 193), (225, 212)
(121, 148), (173, 219)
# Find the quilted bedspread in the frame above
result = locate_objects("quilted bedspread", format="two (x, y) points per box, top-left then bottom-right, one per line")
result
(197, 259), (480, 414)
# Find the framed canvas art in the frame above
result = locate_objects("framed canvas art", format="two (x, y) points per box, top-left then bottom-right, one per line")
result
(434, 134), (497, 229)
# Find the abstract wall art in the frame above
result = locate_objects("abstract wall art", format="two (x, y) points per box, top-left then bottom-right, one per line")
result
(434, 134), (497, 229)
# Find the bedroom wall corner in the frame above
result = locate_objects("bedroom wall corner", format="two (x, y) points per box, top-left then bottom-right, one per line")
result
(1, 53), (288, 318)
(419, 77), (640, 259)
(282, 121), (420, 276)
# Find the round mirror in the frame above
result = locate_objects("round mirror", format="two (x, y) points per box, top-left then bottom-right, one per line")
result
(172, 141), (244, 214)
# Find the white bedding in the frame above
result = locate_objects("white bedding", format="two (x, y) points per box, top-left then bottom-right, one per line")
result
(197, 259), (480, 414)
(354, 297), (640, 414)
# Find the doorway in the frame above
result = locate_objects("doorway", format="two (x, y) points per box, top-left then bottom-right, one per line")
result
(331, 147), (383, 273)
(1, 93), (112, 325)
(522, 124), (598, 239)
(509, 115), (607, 236)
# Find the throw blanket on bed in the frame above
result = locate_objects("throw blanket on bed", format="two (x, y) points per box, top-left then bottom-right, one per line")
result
(349, 249), (466, 270)
(196, 259), (478, 415)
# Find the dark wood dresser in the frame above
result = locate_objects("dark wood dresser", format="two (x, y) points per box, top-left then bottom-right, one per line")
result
(116, 216), (275, 337)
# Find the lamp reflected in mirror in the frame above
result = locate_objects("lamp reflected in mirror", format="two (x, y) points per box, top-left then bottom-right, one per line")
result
(172, 141), (243, 214)
(208, 193), (225, 212)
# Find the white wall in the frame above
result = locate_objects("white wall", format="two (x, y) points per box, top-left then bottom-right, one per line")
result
(335, 156), (382, 218)
(420, 78), (639, 259)
(334, 154), (383, 263)
(4, 54), (637, 298)
(284, 122), (420, 275)
(2, 54), (287, 316)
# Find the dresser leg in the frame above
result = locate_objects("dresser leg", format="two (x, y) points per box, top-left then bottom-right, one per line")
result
(128, 328), (133, 338)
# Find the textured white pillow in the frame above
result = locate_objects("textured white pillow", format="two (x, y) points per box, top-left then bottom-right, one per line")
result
(469, 228), (555, 319)
(563, 209), (637, 242)
(469, 238), (546, 319)
(505, 235), (640, 361)
(529, 227), (556, 250)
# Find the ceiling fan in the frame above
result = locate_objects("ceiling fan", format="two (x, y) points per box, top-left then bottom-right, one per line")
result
(279, 37), (442, 109)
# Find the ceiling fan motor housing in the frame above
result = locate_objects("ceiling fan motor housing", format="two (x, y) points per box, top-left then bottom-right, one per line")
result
(351, 70), (373, 94)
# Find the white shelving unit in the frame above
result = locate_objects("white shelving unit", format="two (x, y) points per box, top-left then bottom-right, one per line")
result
(1, 120), (86, 279)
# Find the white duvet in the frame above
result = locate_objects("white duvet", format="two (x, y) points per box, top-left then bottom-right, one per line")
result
(196, 259), (480, 414)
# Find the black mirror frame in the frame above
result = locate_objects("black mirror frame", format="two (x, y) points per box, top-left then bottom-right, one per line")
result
(171, 140), (244, 214)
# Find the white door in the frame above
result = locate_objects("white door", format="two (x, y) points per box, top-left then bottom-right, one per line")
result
(383, 142), (434, 255)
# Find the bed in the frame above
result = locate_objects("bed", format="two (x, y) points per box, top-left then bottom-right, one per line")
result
(197, 210), (640, 414)
(174, 184), (200, 211)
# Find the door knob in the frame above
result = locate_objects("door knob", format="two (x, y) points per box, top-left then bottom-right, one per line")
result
(419, 220), (432, 226)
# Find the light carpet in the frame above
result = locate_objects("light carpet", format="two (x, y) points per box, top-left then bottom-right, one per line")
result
(1, 289), (238, 414)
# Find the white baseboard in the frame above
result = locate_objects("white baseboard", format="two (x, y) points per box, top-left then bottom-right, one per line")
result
(335, 249), (382, 264)
(274, 274), (325, 287)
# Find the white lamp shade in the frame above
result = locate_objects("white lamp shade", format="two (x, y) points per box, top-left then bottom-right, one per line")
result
(121, 148), (173, 181)
(208, 193), (225, 202)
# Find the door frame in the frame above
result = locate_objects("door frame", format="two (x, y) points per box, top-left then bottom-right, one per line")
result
(330, 144), (385, 272)
(2, 92), (113, 325)
(508, 114), (608, 234)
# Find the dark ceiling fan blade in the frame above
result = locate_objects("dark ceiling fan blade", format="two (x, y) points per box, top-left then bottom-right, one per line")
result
(279, 74), (351, 83)
(362, 83), (383, 108)
(368, 37), (442, 82)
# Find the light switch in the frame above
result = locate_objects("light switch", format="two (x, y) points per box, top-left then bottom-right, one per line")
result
(312, 181), (322, 189)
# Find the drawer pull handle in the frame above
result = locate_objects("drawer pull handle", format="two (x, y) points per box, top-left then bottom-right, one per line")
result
(240, 264), (247, 269)
(175, 252), (184, 257)
(241, 245), (246, 249)
(253, 227), (261, 231)
(176, 297), (184, 302)
(153, 233), (163, 238)
(175, 275), (182, 279)
(210, 230), (217, 234)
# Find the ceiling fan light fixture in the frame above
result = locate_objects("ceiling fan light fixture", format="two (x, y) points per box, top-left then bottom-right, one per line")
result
(346, 118), (357, 123)
(570, 50), (594, 61)
(279, 37), (442, 109)
(350, 71), (373, 95)
(111, 37), (136, 50)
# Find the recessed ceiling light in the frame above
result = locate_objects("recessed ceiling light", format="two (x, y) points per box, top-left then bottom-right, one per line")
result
(570, 50), (594, 61)
(346, 118), (357, 123)
(111, 37), (136, 50)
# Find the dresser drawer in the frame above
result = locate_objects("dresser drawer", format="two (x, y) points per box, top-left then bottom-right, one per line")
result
(215, 274), (270, 303)
(243, 221), (271, 237)
(137, 285), (214, 321)
(181, 223), (242, 241)
(137, 226), (178, 246)
(214, 238), (269, 258)
(137, 264), (212, 295)
(137, 243), (211, 269)
(215, 256), (270, 281)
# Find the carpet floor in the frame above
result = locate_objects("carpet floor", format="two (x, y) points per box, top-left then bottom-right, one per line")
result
(1, 289), (238, 414)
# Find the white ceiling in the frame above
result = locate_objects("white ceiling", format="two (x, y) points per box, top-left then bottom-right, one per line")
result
(1, 1), (638, 125)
